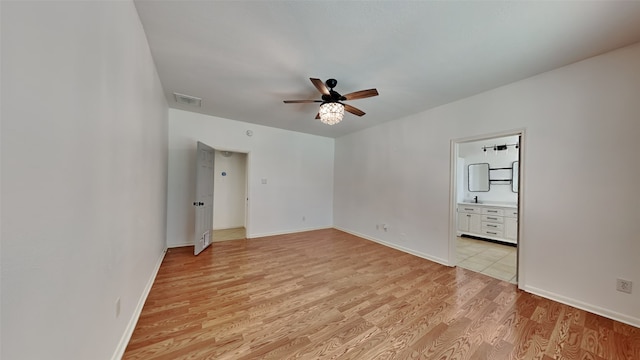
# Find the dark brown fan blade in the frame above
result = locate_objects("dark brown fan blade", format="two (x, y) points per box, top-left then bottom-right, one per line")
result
(310, 78), (330, 96)
(343, 88), (379, 100)
(283, 100), (322, 103)
(343, 103), (365, 117)
(315, 112), (320, 119)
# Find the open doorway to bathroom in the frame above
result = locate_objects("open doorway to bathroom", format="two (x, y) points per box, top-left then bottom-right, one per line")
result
(452, 132), (521, 284)
(212, 150), (248, 242)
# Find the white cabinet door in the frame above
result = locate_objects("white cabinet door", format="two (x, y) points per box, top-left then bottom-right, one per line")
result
(458, 213), (470, 232)
(505, 217), (518, 242)
(469, 214), (482, 234)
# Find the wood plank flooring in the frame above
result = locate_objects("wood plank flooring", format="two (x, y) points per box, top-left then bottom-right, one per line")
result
(124, 229), (639, 359)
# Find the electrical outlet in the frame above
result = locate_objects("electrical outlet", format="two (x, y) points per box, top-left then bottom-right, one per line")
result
(115, 298), (121, 318)
(617, 279), (632, 294)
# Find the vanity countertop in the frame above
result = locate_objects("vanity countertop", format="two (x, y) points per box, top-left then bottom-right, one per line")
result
(458, 202), (517, 208)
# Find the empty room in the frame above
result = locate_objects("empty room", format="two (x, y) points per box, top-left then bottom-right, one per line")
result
(2, 1), (639, 359)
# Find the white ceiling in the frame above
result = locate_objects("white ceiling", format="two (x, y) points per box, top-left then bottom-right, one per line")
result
(134, 1), (640, 138)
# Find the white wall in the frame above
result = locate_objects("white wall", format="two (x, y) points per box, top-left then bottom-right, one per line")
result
(167, 109), (334, 247)
(459, 135), (519, 204)
(1, 2), (168, 360)
(213, 151), (247, 230)
(334, 42), (640, 326)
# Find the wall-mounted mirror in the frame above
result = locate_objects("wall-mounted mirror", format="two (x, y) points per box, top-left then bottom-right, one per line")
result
(468, 163), (490, 192)
(512, 161), (519, 193)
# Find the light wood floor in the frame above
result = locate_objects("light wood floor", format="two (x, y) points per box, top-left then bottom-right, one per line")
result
(124, 229), (639, 359)
(212, 227), (246, 242)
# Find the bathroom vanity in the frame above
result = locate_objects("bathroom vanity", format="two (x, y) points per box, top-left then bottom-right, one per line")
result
(457, 203), (517, 244)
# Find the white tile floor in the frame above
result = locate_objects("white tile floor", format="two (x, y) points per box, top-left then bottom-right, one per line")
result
(456, 236), (517, 283)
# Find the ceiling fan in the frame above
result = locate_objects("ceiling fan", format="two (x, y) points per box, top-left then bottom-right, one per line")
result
(284, 78), (379, 125)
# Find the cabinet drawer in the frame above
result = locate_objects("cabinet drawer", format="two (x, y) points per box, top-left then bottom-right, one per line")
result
(504, 209), (518, 218)
(481, 208), (504, 216)
(458, 205), (481, 214)
(481, 215), (503, 223)
(481, 229), (503, 238)
(482, 222), (504, 230)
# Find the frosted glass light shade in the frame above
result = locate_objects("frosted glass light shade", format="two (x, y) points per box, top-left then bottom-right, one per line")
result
(318, 102), (344, 125)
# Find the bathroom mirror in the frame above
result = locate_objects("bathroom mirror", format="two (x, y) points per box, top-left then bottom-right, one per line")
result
(512, 161), (519, 193)
(468, 163), (490, 192)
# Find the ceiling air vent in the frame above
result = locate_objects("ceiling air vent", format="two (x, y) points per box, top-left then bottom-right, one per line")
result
(173, 92), (202, 107)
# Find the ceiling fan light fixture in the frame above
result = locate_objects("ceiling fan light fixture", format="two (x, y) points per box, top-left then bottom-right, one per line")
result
(319, 102), (344, 125)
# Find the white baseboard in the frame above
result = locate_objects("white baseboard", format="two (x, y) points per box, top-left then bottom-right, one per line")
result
(334, 227), (450, 267)
(167, 226), (332, 246)
(111, 248), (167, 360)
(338, 227), (639, 328)
(522, 285), (640, 328)
(248, 226), (332, 239)
(167, 241), (192, 248)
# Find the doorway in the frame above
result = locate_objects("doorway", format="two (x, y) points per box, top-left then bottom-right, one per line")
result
(212, 150), (248, 242)
(451, 132), (522, 284)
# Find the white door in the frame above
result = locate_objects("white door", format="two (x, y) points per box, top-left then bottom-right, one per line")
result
(469, 214), (482, 234)
(458, 212), (470, 233)
(194, 141), (215, 255)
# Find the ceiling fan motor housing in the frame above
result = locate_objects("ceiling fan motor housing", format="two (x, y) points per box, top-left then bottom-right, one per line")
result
(322, 91), (346, 102)
(322, 79), (342, 102)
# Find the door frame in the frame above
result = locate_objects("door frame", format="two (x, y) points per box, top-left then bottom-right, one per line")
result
(449, 128), (525, 288)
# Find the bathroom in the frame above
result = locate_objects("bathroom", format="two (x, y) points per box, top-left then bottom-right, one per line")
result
(455, 135), (519, 283)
